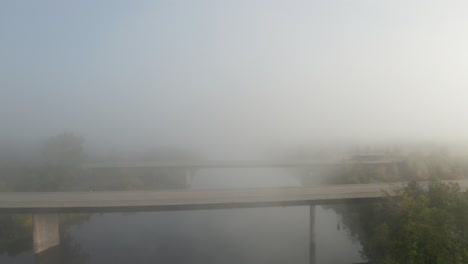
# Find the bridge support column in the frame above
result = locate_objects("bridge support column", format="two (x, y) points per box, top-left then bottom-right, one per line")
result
(33, 214), (60, 254)
(185, 169), (193, 188)
(310, 205), (316, 264)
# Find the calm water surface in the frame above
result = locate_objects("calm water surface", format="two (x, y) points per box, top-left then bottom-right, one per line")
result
(0, 169), (363, 264)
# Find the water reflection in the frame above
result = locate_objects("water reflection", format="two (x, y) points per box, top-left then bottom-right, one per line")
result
(35, 229), (88, 264)
(0, 215), (32, 257)
(0, 214), (89, 264)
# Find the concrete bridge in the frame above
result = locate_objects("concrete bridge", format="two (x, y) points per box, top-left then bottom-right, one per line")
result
(84, 159), (400, 189)
(84, 159), (399, 169)
(1, 179), (467, 263)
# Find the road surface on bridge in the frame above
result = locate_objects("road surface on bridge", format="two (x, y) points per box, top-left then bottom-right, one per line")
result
(84, 159), (398, 169)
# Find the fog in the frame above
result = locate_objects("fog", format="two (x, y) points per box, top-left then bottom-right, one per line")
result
(2, 2), (468, 264)
(2, 0), (468, 159)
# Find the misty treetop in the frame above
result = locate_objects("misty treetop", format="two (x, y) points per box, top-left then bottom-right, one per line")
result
(0, 133), (192, 192)
(42, 133), (86, 169)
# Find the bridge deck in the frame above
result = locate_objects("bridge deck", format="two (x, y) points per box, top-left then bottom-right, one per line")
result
(83, 160), (398, 169)
(1, 180), (467, 213)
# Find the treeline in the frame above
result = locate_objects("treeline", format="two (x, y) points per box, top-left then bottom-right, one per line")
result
(322, 147), (468, 264)
(0, 133), (195, 192)
(335, 181), (468, 264)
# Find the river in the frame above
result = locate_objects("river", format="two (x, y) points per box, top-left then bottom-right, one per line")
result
(0, 168), (364, 264)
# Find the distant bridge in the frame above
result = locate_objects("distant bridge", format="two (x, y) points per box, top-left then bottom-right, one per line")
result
(84, 159), (399, 169)
(83, 159), (402, 191)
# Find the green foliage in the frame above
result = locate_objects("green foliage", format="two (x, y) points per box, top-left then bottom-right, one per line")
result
(0, 215), (32, 256)
(326, 148), (468, 263)
(2, 133), (87, 192)
(337, 181), (468, 264)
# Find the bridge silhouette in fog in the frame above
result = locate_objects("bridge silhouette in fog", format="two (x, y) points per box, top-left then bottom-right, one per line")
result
(84, 158), (399, 169)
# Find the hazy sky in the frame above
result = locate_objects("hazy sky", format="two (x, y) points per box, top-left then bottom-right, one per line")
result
(2, 1), (468, 156)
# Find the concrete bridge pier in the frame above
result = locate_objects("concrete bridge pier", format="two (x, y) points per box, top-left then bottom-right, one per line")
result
(310, 205), (316, 264)
(33, 214), (60, 254)
(185, 169), (194, 188)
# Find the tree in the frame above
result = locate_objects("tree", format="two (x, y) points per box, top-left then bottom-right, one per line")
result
(42, 132), (86, 169)
(13, 133), (87, 191)
(336, 181), (468, 264)
(0, 215), (32, 256)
